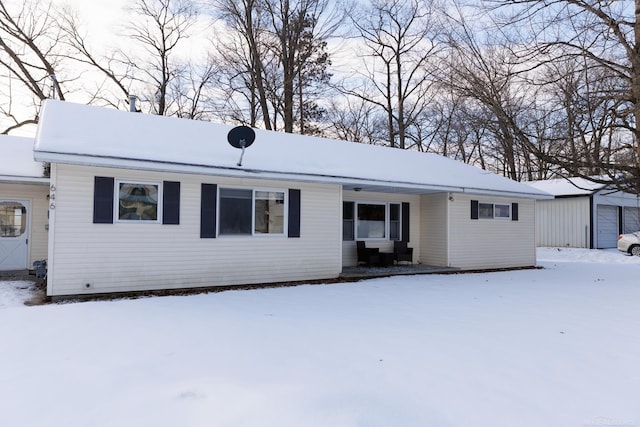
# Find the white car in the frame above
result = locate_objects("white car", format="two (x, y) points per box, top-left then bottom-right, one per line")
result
(618, 231), (640, 256)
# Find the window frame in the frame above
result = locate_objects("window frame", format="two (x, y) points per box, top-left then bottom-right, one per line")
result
(478, 201), (511, 220)
(218, 186), (288, 237)
(345, 201), (402, 241)
(114, 179), (162, 224)
(0, 201), (27, 237)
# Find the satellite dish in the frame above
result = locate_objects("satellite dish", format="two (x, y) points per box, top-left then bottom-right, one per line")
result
(227, 125), (256, 166)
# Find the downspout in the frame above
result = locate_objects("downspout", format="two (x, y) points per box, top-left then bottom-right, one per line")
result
(447, 193), (451, 267)
(589, 194), (594, 249)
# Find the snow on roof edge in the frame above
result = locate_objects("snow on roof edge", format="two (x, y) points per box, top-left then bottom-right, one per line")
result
(527, 177), (610, 196)
(34, 100), (552, 199)
(0, 134), (45, 178)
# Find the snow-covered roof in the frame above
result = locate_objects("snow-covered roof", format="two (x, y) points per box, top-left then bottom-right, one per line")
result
(34, 100), (551, 199)
(0, 135), (48, 184)
(527, 177), (608, 196)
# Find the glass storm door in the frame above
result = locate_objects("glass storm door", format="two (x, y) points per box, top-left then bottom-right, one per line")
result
(0, 200), (29, 270)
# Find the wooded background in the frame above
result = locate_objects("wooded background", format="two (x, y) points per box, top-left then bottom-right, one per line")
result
(1, 0), (638, 192)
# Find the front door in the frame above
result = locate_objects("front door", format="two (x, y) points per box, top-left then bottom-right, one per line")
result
(0, 200), (30, 270)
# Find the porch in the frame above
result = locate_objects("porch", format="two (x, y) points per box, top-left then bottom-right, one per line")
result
(340, 263), (458, 280)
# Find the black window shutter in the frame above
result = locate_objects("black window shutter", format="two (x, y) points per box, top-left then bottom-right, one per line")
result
(93, 176), (114, 224)
(200, 184), (217, 238)
(288, 189), (301, 238)
(402, 202), (410, 242)
(512, 202), (519, 221)
(471, 200), (479, 220)
(162, 181), (180, 224)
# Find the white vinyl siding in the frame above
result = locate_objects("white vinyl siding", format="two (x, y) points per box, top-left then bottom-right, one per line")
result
(342, 190), (420, 267)
(47, 164), (341, 296)
(535, 197), (591, 248)
(0, 182), (49, 269)
(449, 194), (536, 269)
(420, 193), (448, 267)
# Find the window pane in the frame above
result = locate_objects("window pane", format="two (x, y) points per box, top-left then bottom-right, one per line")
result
(343, 202), (354, 241)
(343, 220), (354, 240)
(390, 204), (400, 240)
(220, 188), (252, 235)
(343, 201), (354, 220)
(0, 202), (27, 237)
(118, 183), (158, 221)
(357, 204), (386, 239)
(254, 191), (284, 234)
(479, 203), (493, 219)
(495, 204), (510, 218)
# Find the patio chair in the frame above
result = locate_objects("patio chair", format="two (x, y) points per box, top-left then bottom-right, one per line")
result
(357, 241), (380, 266)
(393, 240), (413, 265)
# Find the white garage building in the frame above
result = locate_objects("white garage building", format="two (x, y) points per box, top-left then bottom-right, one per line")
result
(529, 177), (640, 249)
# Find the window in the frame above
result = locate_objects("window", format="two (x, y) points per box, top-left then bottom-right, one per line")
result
(343, 202), (406, 241)
(389, 203), (400, 240)
(479, 203), (494, 219)
(219, 188), (286, 236)
(94, 177), (180, 225)
(494, 204), (510, 219)
(0, 202), (27, 237)
(219, 188), (252, 234)
(255, 191), (284, 234)
(117, 181), (159, 222)
(477, 201), (510, 220)
(343, 202), (355, 241)
(357, 203), (386, 239)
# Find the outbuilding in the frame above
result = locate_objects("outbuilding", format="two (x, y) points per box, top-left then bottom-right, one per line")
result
(34, 100), (551, 297)
(0, 135), (49, 272)
(528, 177), (640, 248)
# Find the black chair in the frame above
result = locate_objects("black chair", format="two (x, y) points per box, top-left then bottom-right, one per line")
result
(393, 240), (413, 264)
(357, 241), (380, 266)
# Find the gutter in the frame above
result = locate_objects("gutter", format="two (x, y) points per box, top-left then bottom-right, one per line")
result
(0, 175), (50, 185)
(34, 150), (552, 200)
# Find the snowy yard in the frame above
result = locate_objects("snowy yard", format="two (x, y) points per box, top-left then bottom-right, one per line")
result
(1, 248), (639, 427)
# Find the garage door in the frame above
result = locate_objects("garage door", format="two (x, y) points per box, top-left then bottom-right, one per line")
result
(623, 207), (640, 233)
(596, 205), (619, 248)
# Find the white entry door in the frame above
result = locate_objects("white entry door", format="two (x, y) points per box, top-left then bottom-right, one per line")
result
(0, 200), (30, 270)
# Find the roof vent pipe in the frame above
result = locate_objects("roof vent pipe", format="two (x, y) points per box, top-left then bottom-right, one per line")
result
(49, 74), (59, 99)
(129, 95), (138, 112)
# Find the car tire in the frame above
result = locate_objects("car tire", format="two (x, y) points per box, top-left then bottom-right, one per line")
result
(630, 245), (640, 257)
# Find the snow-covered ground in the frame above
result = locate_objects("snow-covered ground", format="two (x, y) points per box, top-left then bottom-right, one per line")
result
(1, 248), (639, 427)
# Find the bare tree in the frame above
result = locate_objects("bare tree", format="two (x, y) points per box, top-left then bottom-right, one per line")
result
(342, 0), (442, 149)
(443, 6), (535, 180)
(0, 0), (67, 134)
(487, 0), (640, 192)
(210, 0), (339, 132)
(57, 6), (132, 110)
(325, 97), (386, 144)
(58, 0), (204, 116)
(211, 0), (277, 128)
(123, 0), (199, 115)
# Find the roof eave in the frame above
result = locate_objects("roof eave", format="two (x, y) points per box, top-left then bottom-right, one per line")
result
(0, 175), (49, 185)
(35, 151), (550, 199)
